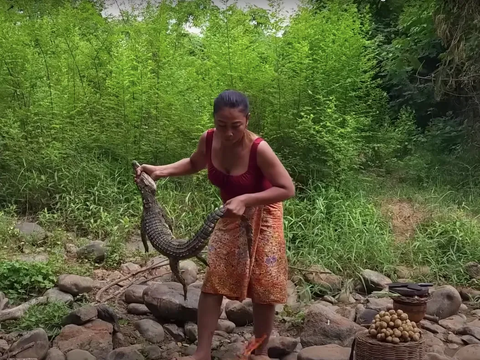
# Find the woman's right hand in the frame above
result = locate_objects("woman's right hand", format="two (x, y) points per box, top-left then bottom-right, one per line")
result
(135, 164), (162, 182)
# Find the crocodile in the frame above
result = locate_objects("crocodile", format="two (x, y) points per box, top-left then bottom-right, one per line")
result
(132, 160), (227, 300)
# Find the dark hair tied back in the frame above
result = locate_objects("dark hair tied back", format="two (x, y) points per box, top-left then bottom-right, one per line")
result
(213, 90), (249, 117)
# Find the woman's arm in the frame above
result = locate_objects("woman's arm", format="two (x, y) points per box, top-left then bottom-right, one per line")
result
(136, 132), (208, 180)
(240, 141), (295, 207)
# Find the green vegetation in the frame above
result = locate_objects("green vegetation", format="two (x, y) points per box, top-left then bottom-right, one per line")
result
(0, 0), (479, 295)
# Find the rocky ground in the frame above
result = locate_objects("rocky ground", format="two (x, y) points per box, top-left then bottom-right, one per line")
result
(1, 223), (480, 360)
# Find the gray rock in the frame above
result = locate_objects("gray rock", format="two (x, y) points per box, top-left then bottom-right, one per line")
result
(267, 336), (298, 358)
(65, 243), (78, 256)
(217, 319), (235, 333)
(426, 285), (462, 320)
(225, 299), (254, 326)
(304, 266), (342, 292)
(425, 354), (451, 360)
(211, 342), (245, 360)
(472, 309), (480, 317)
(462, 335), (480, 345)
(465, 262), (480, 280)
(46, 348), (66, 360)
(360, 270), (392, 293)
(0, 339), (9, 353)
(16, 253), (49, 262)
(54, 319), (113, 360)
(57, 274), (95, 296)
(134, 319), (165, 344)
(298, 345), (351, 360)
(107, 347), (144, 360)
(120, 263), (141, 274)
(141, 345), (162, 360)
(438, 314), (467, 333)
(300, 303), (363, 348)
(163, 323), (185, 342)
(422, 331), (446, 354)
(66, 349), (96, 360)
(365, 297), (393, 312)
(45, 287), (74, 304)
(184, 322), (198, 342)
(77, 241), (106, 263)
(334, 307), (356, 322)
(63, 305), (98, 325)
(355, 308), (377, 326)
(458, 324), (480, 340)
(127, 303), (150, 315)
(124, 285), (148, 304)
(454, 344), (480, 360)
(113, 333), (128, 350)
(9, 328), (49, 360)
(14, 221), (46, 239)
(143, 282), (203, 323)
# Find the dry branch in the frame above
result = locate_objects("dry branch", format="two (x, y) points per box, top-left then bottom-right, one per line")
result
(95, 258), (169, 302)
(0, 296), (47, 322)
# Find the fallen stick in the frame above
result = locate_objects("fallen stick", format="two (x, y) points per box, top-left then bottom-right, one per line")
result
(0, 342), (35, 360)
(0, 296), (47, 322)
(112, 270), (172, 306)
(95, 258), (169, 302)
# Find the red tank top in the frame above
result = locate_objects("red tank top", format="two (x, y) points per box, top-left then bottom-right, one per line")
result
(206, 129), (272, 203)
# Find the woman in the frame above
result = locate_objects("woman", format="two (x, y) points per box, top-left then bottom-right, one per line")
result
(135, 90), (295, 360)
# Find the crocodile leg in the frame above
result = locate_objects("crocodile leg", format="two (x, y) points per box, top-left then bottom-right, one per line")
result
(140, 214), (149, 253)
(169, 258), (188, 301)
(195, 254), (208, 267)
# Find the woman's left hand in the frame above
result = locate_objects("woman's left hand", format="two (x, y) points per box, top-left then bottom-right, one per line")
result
(224, 196), (246, 217)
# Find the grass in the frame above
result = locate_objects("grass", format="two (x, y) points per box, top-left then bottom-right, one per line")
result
(1, 159), (480, 308)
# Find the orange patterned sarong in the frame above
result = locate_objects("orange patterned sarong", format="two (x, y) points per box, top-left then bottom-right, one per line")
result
(201, 202), (288, 304)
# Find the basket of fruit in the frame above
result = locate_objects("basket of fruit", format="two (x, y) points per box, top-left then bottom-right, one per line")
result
(354, 309), (426, 360)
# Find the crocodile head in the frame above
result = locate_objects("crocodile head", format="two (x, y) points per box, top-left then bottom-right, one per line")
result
(132, 160), (157, 197)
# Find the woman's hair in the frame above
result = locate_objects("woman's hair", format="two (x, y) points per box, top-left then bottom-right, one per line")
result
(213, 89), (250, 117)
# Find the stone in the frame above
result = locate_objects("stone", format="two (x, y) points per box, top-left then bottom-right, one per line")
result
(77, 241), (107, 263)
(66, 349), (96, 360)
(54, 319), (113, 360)
(127, 303), (150, 315)
(465, 262), (480, 279)
(57, 274), (95, 296)
(335, 307), (355, 322)
(124, 285), (148, 304)
(460, 304), (469, 312)
(360, 270), (392, 293)
(420, 320), (449, 336)
(225, 299), (254, 326)
(141, 345), (162, 360)
(107, 347), (145, 360)
(113, 333), (128, 350)
(454, 344), (480, 360)
(462, 335), (480, 345)
(134, 319), (165, 344)
(297, 345), (351, 360)
(267, 336), (298, 358)
(447, 333), (463, 345)
(472, 309), (480, 317)
(62, 305), (98, 326)
(422, 331), (446, 354)
(163, 323), (185, 342)
(120, 262), (141, 274)
(46, 348), (66, 360)
(143, 282), (202, 323)
(184, 322), (198, 342)
(217, 319), (235, 333)
(304, 266), (342, 292)
(300, 303), (363, 348)
(0, 339), (9, 353)
(426, 285), (462, 320)
(16, 253), (49, 262)
(355, 308), (377, 326)
(459, 288), (480, 301)
(457, 324), (480, 340)
(65, 243), (78, 256)
(45, 287), (75, 304)
(14, 221), (46, 239)
(9, 328), (49, 360)
(425, 354), (450, 360)
(211, 342), (246, 360)
(283, 353), (299, 360)
(365, 297), (393, 312)
(438, 314), (467, 333)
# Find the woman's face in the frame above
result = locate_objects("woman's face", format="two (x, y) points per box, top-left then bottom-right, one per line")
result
(214, 107), (249, 145)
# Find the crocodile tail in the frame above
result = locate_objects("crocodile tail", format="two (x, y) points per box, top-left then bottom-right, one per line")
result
(191, 206), (226, 244)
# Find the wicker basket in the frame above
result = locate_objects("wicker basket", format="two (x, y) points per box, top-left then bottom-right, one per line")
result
(353, 330), (426, 360)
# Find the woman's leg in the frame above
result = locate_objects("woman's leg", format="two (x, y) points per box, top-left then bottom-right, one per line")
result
(252, 302), (275, 356)
(189, 292), (223, 360)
